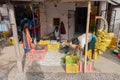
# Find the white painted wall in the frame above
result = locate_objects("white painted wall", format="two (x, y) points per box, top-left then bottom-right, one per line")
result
(99, 1), (107, 29)
(40, 4), (47, 37)
(45, 2), (75, 40)
(76, 2), (88, 7)
(44, 2), (90, 40)
(0, 4), (8, 16)
(40, 1), (107, 40)
(113, 8), (120, 37)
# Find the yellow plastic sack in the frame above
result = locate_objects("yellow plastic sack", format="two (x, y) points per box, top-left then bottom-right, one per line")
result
(95, 30), (114, 52)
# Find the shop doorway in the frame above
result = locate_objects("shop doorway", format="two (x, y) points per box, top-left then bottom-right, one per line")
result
(14, 3), (40, 42)
(75, 7), (87, 34)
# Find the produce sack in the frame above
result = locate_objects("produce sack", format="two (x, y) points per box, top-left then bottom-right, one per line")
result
(95, 29), (114, 52)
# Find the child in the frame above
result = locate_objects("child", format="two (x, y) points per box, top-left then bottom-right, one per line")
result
(22, 20), (32, 54)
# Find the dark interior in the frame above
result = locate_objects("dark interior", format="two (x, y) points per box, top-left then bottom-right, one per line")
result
(75, 7), (88, 34)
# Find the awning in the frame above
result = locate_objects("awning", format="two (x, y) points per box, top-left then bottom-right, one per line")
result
(108, 0), (117, 5)
(11, 0), (107, 3)
(111, 0), (120, 4)
(61, 0), (107, 2)
(11, 0), (44, 2)
(0, 0), (8, 4)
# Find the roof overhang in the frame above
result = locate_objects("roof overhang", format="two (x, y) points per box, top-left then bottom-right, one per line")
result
(11, 0), (107, 3)
(108, 0), (117, 5)
(0, 0), (8, 4)
(61, 0), (107, 3)
(1, 0), (119, 5)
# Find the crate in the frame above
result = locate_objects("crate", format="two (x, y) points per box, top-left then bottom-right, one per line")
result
(79, 60), (94, 72)
(66, 64), (79, 73)
(38, 40), (50, 45)
(48, 43), (60, 49)
(26, 46), (47, 61)
(66, 55), (79, 63)
(66, 55), (79, 73)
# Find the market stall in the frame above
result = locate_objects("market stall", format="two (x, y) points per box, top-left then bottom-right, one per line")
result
(6, 0), (117, 74)
(25, 0), (114, 73)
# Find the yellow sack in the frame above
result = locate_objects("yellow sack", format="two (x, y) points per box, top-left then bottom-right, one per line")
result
(95, 29), (114, 52)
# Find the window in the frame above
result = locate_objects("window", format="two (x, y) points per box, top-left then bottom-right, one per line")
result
(53, 18), (60, 26)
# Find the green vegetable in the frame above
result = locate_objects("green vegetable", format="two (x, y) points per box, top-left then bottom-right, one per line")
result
(76, 50), (80, 57)
(62, 57), (66, 64)
(66, 56), (77, 64)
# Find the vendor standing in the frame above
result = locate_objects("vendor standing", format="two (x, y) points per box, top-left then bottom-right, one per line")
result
(22, 20), (32, 54)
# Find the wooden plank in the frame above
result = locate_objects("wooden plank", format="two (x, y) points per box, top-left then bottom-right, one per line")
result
(8, 5), (23, 73)
(84, 0), (91, 73)
(117, 24), (120, 49)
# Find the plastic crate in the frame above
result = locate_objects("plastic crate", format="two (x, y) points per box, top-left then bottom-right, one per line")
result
(66, 55), (78, 63)
(79, 60), (94, 72)
(48, 43), (60, 49)
(65, 55), (79, 73)
(26, 46), (47, 61)
(38, 40), (50, 45)
(66, 64), (79, 73)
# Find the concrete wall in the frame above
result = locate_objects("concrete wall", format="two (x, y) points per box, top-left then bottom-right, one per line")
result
(40, 2), (89, 40)
(113, 8), (120, 37)
(99, 1), (107, 30)
(40, 4), (47, 37)
(40, 1), (107, 40)
(45, 2), (75, 40)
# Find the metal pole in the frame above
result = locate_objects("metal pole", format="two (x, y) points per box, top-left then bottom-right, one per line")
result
(8, 4), (23, 73)
(84, 0), (91, 73)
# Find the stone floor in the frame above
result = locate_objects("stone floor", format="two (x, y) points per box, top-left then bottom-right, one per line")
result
(38, 50), (65, 66)
(0, 44), (120, 80)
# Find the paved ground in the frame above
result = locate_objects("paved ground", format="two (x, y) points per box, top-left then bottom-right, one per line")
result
(94, 49), (120, 74)
(25, 72), (120, 80)
(0, 44), (120, 80)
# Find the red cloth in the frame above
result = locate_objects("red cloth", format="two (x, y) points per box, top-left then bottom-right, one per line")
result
(60, 22), (66, 34)
(31, 26), (40, 34)
(118, 54), (120, 59)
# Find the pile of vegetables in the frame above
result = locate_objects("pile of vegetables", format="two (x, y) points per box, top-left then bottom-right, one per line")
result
(62, 49), (80, 64)
(66, 56), (77, 64)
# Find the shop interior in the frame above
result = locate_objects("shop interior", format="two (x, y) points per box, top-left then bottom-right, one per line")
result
(14, 3), (40, 42)
(75, 7), (87, 34)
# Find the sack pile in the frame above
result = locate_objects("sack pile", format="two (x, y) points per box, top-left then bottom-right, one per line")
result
(95, 30), (114, 52)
